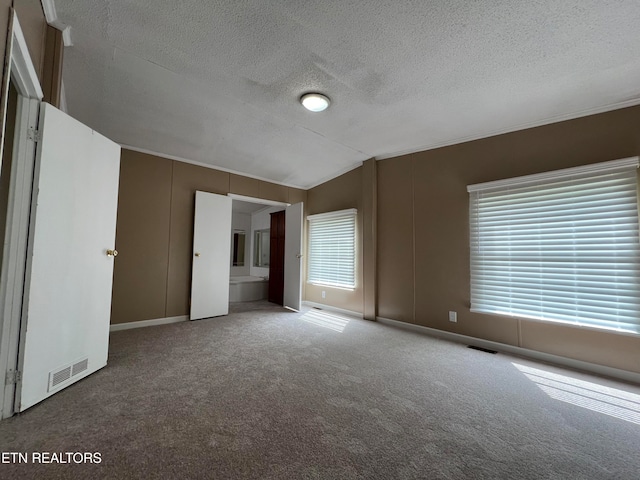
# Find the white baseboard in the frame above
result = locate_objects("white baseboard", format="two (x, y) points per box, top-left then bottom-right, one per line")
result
(376, 316), (640, 385)
(302, 301), (363, 319)
(110, 315), (188, 332)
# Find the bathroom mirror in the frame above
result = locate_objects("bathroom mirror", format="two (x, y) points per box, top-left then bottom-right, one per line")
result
(232, 230), (245, 266)
(254, 229), (270, 267)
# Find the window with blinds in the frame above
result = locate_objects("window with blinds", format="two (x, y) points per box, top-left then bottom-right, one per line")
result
(467, 157), (640, 334)
(307, 209), (357, 289)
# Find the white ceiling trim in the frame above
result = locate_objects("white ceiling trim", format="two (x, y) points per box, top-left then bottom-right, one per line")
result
(40, 0), (73, 46)
(119, 144), (310, 190)
(376, 97), (640, 161)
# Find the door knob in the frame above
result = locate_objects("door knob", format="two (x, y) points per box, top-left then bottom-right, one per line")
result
(106, 249), (118, 257)
(195, 252), (201, 257)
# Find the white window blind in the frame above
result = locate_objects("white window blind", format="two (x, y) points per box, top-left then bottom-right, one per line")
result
(467, 157), (640, 334)
(308, 209), (356, 289)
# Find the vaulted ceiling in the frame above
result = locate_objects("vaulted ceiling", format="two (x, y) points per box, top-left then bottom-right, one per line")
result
(53, 1), (640, 189)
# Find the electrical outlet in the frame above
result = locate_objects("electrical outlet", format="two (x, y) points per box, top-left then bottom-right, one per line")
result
(322, 290), (326, 299)
(448, 311), (457, 323)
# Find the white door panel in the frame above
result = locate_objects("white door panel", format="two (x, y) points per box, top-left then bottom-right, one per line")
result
(190, 191), (232, 320)
(17, 103), (120, 411)
(284, 202), (303, 311)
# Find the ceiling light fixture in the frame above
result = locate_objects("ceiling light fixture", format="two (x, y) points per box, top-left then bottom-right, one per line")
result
(300, 93), (330, 112)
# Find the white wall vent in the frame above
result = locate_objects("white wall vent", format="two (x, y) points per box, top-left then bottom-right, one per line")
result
(50, 366), (71, 389)
(48, 357), (89, 392)
(72, 358), (88, 376)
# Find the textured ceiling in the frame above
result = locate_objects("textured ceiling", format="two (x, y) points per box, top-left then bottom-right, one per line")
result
(54, 0), (640, 189)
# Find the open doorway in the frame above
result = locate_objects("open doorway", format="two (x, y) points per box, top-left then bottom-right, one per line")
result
(190, 192), (303, 320)
(228, 194), (303, 311)
(230, 199), (286, 306)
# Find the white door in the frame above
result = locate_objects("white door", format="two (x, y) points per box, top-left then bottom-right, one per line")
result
(190, 191), (232, 320)
(16, 103), (120, 412)
(284, 202), (303, 311)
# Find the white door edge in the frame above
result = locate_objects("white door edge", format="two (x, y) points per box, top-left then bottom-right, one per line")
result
(283, 202), (303, 311)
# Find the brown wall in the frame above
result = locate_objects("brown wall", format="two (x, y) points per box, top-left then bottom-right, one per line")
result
(377, 157), (414, 324)
(111, 149), (307, 324)
(361, 159), (377, 320)
(111, 151), (173, 324)
(42, 24), (64, 107)
(377, 105), (640, 373)
(306, 167), (364, 314)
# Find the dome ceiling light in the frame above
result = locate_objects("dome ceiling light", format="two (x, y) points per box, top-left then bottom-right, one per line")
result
(300, 93), (330, 112)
